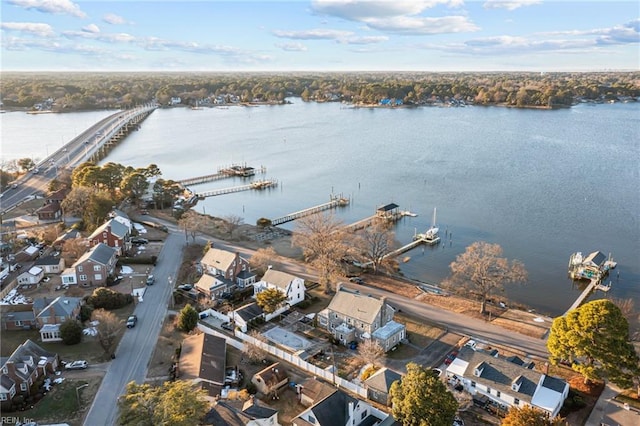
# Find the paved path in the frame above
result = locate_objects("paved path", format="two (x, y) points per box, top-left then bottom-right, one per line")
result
(83, 232), (185, 426)
(585, 382), (640, 426)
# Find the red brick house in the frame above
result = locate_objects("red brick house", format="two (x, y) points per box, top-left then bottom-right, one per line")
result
(200, 248), (255, 288)
(67, 243), (117, 287)
(35, 188), (69, 221)
(0, 340), (59, 405)
(87, 218), (131, 255)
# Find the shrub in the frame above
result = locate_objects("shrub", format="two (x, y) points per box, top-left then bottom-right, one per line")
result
(79, 304), (94, 322)
(256, 218), (272, 228)
(117, 256), (156, 265)
(87, 287), (133, 310)
(59, 319), (83, 345)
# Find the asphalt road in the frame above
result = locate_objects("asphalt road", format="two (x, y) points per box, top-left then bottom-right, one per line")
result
(83, 232), (185, 426)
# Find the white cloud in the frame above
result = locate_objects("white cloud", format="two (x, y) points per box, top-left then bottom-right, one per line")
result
(272, 29), (355, 40)
(312, 0), (462, 20)
(275, 42), (308, 52)
(340, 35), (389, 44)
(62, 30), (136, 43)
(483, 0), (542, 11)
(103, 13), (128, 25)
(0, 22), (55, 37)
(538, 19), (640, 45)
(82, 24), (100, 34)
(366, 15), (479, 35)
(7, 0), (86, 18)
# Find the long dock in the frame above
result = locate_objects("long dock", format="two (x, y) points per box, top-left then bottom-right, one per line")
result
(178, 165), (266, 186)
(272, 196), (350, 226)
(344, 211), (406, 232)
(196, 179), (277, 198)
(564, 277), (611, 315)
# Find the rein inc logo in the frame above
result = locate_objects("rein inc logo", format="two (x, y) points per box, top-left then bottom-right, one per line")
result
(0, 417), (35, 425)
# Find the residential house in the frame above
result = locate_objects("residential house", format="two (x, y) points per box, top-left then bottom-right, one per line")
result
(318, 284), (406, 351)
(88, 218), (130, 255)
(68, 243), (118, 287)
(109, 209), (133, 234)
(203, 398), (280, 426)
(52, 229), (83, 251)
(33, 296), (83, 341)
(34, 255), (65, 274)
(232, 303), (264, 333)
(201, 248), (255, 289)
(0, 305), (36, 331)
(254, 269), (305, 312)
(178, 332), (226, 397)
(364, 367), (402, 406)
(0, 339), (58, 404)
(296, 378), (336, 408)
(35, 188), (69, 222)
(292, 384), (392, 426)
(17, 266), (44, 286)
(251, 362), (288, 396)
(195, 274), (229, 300)
(446, 346), (569, 418)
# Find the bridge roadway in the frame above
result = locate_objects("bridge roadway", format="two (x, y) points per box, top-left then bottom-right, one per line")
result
(0, 104), (157, 215)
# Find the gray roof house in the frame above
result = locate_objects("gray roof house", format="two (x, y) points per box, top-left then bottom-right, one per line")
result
(33, 296), (83, 342)
(88, 218), (130, 255)
(203, 398), (279, 426)
(446, 346), (569, 418)
(178, 332), (226, 397)
(232, 302), (264, 333)
(68, 243), (118, 287)
(0, 339), (59, 402)
(318, 284), (405, 351)
(364, 367), (402, 406)
(34, 255), (65, 274)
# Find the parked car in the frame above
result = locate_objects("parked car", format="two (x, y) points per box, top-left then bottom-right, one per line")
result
(126, 315), (138, 328)
(42, 276), (50, 283)
(131, 237), (148, 245)
(178, 284), (193, 291)
(444, 350), (458, 365)
(65, 360), (88, 370)
(146, 275), (155, 285)
(349, 277), (365, 284)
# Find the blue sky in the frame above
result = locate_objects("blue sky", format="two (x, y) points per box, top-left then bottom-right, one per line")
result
(1, 0), (638, 71)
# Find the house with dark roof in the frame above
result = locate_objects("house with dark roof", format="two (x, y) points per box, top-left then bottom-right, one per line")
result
(251, 362), (288, 396)
(52, 229), (83, 250)
(35, 188), (69, 221)
(66, 243), (117, 287)
(231, 302), (264, 333)
(33, 296), (83, 342)
(292, 385), (391, 426)
(318, 284), (405, 351)
(178, 332), (226, 397)
(446, 346), (569, 417)
(88, 219), (131, 255)
(0, 305), (36, 331)
(201, 248), (255, 289)
(296, 378), (336, 408)
(253, 269), (305, 312)
(34, 255), (65, 274)
(203, 398), (279, 426)
(109, 209), (133, 233)
(0, 339), (58, 404)
(364, 367), (402, 406)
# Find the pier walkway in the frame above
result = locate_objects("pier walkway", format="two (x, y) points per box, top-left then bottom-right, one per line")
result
(564, 277), (611, 315)
(196, 179), (277, 198)
(272, 196), (350, 226)
(178, 165), (266, 187)
(344, 211), (405, 232)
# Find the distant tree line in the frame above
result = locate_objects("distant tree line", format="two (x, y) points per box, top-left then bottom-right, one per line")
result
(1, 71), (638, 110)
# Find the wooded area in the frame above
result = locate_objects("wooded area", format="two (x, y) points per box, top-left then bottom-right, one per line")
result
(1, 71), (638, 110)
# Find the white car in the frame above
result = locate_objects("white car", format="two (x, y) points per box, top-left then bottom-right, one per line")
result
(65, 360), (88, 370)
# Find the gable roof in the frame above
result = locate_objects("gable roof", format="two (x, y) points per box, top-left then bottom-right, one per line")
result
(34, 297), (82, 319)
(377, 203), (399, 212)
(306, 389), (356, 426)
(1, 339), (56, 370)
(203, 400), (277, 425)
(253, 362), (288, 388)
(34, 255), (62, 266)
(260, 269), (299, 290)
(74, 243), (116, 267)
(234, 302), (264, 322)
(328, 286), (383, 324)
(584, 251), (606, 266)
(194, 274), (225, 293)
(364, 367), (402, 393)
(179, 333), (226, 386)
(299, 378), (336, 405)
(110, 209), (130, 220)
(36, 203), (60, 214)
(201, 248), (237, 271)
(88, 218), (129, 240)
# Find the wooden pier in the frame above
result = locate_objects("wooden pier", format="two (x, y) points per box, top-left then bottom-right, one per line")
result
(272, 196), (350, 226)
(178, 165), (266, 187)
(344, 211), (408, 232)
(564, 277), (611, 315)
(196, 179), (277, 198)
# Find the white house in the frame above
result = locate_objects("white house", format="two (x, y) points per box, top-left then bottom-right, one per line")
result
(17, 266), (44, 285)
(446, 346), (569, 418)
(254, 269), (305, 311)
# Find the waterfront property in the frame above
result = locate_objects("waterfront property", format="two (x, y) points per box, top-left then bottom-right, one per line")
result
(253, 269), (305, 311)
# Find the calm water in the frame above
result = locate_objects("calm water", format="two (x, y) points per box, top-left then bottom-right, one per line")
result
(2, 101), (639, 316)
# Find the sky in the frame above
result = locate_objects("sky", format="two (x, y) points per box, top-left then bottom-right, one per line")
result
(1, 0), (638, 72)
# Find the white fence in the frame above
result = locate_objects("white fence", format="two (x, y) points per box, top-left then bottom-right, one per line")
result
(198, 322), (368, 398)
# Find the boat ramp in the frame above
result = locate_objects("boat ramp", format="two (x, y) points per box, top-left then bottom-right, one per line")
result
(271, 195), (350, 226)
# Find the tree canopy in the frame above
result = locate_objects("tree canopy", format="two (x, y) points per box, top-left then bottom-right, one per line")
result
(256, 287), (288, 314)
(389, 362), (458, 426)
(91, 309), (123, 356)
(547, 299), (640, 388)
(118, 380), (209, 426)
(177, 304), (199, 332)
(444, 241), (527, 313)
(59, 319), (83, 345)
(501, 405), (567, 426)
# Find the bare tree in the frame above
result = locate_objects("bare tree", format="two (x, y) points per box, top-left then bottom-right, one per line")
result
(222, 214), (244, 238)
(61, 187), (94, 218)
(354, 220), (396, 274)
(612, 298), (639, 341)
(243, 330), (268, 364)
(292, 213), (349, 293)
(249, 247), (278, 276)
(357, 340), (386, 367)
(178, 210), (205, 244)
(92, 309), (124, 356)
(63, 238), (88, 261)
(443, 241), (527, 314)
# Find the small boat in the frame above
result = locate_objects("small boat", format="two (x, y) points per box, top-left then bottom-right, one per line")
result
(414, 207), (440, 245)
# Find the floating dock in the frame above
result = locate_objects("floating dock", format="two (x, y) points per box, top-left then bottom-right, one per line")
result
(272, 196), (350, 226)
(196, 179), (277, 198)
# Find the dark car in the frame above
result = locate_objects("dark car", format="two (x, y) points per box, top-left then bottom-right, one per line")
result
(126, 315), (138, 328)
(349, 277), (365, 284)
(178, 284), (193, 291)
(131, 237), (148, 245)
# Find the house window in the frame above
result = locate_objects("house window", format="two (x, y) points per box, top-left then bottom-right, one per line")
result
(514, 398), (520, 405)
(308, 415), (316, 423)
(20, 383), (27, 391)
(2, 367), (7, 374)
(94, 274), (102, 281)
(79, 275), (87, 281)
(361, 410), (367, 419)
(0, 394), (6, 401)
(94, 265), (101, 272)
(78, 265), (83, 272)
(487, 387), (491, 394)
(471, 381), (476, 388)
(496, 391), (501, 398)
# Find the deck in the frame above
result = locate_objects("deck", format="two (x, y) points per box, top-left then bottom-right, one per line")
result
(196, 179), (277, 198)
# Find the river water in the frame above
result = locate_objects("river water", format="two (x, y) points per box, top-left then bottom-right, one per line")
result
(2, 100), (639, 317)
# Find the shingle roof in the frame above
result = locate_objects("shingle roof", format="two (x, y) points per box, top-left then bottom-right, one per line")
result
(328, 287), (383, 325)
(261, 269), (298, 290)
(34, 297), (82, 320)
(1, 339), (56, 371)
(202, 248), (237, 272)
(306, 390), (355, 426)
(88, 218), (129, 240)
(253, 362), (288, 388)
(34, 255), (62, 266)
(299, 378), (336, 405)
(371, 320), (405, 340)
(364, 367), (402, 393)
(235, 303), (263, 322)
(195, 274), (225, 293)
(74, 243), (116, 266)
(542, 375), (568, 393)
(179, 333), (226, 385)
